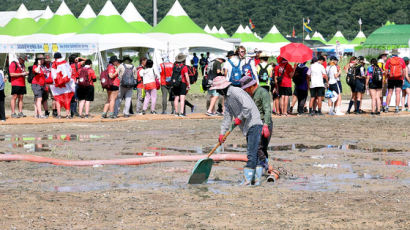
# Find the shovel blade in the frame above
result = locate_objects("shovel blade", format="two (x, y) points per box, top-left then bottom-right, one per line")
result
(188, 158), (214, 184)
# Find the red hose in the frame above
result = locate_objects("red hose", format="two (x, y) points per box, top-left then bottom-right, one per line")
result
(0, 154), (248, 167)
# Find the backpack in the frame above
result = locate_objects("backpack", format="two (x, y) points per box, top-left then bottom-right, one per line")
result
(372, 65), (383, 84)
(171, 64), (184, 88)
(228, 59), (242, 86)
(202, 61), (216, 90)
(187, 66), (198, 84)
(242, 59), (256, 80)
(161, 63), (173, 86)
(258, 64), (269, 83)
(276, 63), (287, 86)
(346, 66), (355, 86)
(77, 68), (91, 87)
(389, 57), (403, 78)
(292, 66), (305, 85)
(27, 65), (35, 84)
(100, 69), (112, 90)
(121, 64), (135, 88)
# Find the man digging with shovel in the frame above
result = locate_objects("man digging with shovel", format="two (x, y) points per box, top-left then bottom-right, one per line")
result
(211, 76), (264, 186)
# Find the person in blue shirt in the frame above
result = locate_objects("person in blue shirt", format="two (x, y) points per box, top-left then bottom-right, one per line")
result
(192, 53), (199, 71)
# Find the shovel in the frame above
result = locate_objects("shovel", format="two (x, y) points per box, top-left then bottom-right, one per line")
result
(188, 123), (236, 184)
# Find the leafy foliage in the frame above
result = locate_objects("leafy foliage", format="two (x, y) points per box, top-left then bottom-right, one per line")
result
(2, 0), (408, 40)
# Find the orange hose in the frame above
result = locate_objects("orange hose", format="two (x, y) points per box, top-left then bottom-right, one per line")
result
(0, 154), (248, 167)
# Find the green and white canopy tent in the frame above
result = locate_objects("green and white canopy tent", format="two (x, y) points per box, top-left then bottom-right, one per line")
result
(78, 4), (96, 26)
(218, 26), (229, 38)
(350, 31), (366, 45)
(204, 24), (211, 33)
(240, 25), (263, 50)
(327, 31), (349, 45)
(231, 25), (258, 42)
(19, 1), (83, 44)
(255, 25), (289, 55)
(37, 6), (53, 27)
(305, 34), (311, 40)
(121, 1), (152, 33)
(210, 26), (221, 38)
(67, 0), (165, 52)
(0, 4), (40, 44)
(147, 0), (233, 51)
(311, 31), (326, 43)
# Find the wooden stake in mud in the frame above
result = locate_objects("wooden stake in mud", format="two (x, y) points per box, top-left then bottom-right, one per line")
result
(188, 123), (236, 184)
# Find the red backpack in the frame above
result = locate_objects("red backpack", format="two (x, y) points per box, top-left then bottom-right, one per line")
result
(389, 57), (403, 79)
(100, 69), (112, 89)
(187, 66), (198, 84)
(78, 68), (91, 87)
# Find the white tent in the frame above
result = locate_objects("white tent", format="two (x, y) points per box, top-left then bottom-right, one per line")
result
(78, 4), (96, 26)
(66, 0), (166, 52)
(0, 10), (44, 27)
(147, 0), (233, 51)
(204, 24), (211, 33)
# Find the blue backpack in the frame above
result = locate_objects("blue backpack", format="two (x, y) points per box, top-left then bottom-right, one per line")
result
(0, 71), (5, 91)
(242, 59), (257, 80)
(228, 59), (242, 86)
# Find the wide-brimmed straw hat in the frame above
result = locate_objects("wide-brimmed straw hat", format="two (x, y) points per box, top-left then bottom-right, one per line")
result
(175, 53), (187, 62)
(240, 76), (257, 89)
(209, 76), (231, 90)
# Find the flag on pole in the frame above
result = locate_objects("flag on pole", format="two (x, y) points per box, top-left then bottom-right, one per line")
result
(292, 26), (295, 37)
(303, 18), (313, 33)
(249, 19), (255, 30)
(358, 18), (362, 25)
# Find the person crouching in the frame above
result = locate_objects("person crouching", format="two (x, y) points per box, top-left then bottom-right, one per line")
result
(210, 76), (263, 186)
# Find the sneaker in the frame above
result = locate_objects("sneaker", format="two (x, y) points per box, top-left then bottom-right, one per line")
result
(1, 120), (5, 122)
(395, 109), (400, 114)
(136, 112), (143, 115)
(384, 107), (389, 113)
(371, 112), (375, 115)
(174, 113), (180, 117)
(101, 113), (107, 119)
(304, 107), (308, 113)
(317, 112), (324, 116)
(151, 111), (157, 114)
(38, 115), (46, 119)
(179, 113), (186, 117)
(84, 114), (90, 119)
(206, 111), (216, 116)
(11, 113), (19, 118)
(161, 111), (167, 115)
(288, 106), (293, 114)
(328, 110), (335, 115)
(56, 115), (61, 119)
(171, 110), (175, 115)
(18, 112), (26, 118)
(123, 114), (130, 118)
(191, 105), (196, 113)
(108, 113), (116, 119)
(142, 111), (146, 115)
(52, 111), (58, 118)
(376, 112), (381, 115)
(80, 114), (85, 119)
(335, 111), (345, 116)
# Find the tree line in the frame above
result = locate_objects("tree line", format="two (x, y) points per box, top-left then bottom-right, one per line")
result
(1, 0), (408, 40)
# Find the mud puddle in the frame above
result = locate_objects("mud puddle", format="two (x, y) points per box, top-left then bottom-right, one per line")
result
(150, 142), (407, 154)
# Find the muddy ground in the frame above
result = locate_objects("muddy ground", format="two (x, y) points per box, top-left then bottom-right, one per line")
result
(0, 112), (409, 229)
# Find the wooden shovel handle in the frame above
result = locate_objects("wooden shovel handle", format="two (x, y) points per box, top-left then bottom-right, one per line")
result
(207, 130), (232, 158)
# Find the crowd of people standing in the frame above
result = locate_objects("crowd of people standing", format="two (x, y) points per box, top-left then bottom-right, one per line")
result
(0, 48), (409, 122)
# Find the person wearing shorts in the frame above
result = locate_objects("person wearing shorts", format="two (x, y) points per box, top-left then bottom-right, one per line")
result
(77, 59), (97, 118)
(32, 54), (48, 118)
(385, 51), (407, 113)
(172, 54), (191, 117)
(326, 56), (344, 115)
(401, 57), (410, 111)
(367, 58), (383, 115)
(275, 56), (294, 116)
(102, 56), (120, 119)
(352, 56), (366, 114)
(9, 54), (28, 118)
(307, 56), (328, 115)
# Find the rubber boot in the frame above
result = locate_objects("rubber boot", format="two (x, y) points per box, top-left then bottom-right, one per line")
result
(241, 168), (255, 186)
(254, 166), (263, 186)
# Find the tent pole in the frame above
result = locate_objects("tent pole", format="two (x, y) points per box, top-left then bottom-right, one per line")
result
(153, 0), (158, 26)
(302, 18), (304, 44)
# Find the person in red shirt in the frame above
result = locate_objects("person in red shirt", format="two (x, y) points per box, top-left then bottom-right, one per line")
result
(102, 56), (121, 119)
(77, 59), (97, 118)
(172, 53), (191, 117)
(135, 57), (147, 115)
(69, 54), (86, 117)
(160, 56), (174, 114)
(31, 54), (48, 118)
(275, 56), (295, 116)
(385, 50), (408, 113)
(9, 54), (28, 118)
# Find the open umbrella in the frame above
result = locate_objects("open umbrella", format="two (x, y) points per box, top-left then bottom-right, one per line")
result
(280, 43), (313, 63)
